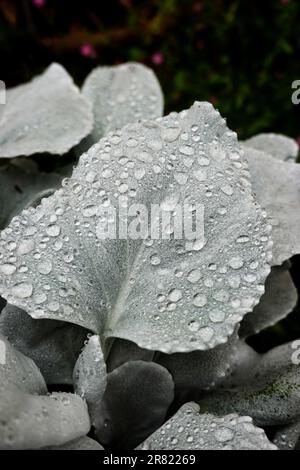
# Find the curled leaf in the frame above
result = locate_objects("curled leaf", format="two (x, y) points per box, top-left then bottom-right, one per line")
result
(0, 63), (93, 158)
(0, 102), (272, 354)
(138, 402), (277, 450)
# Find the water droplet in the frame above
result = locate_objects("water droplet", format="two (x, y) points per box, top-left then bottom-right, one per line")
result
(193, 293), (207, 307)
(229, 257), (244, 269)
(168, 289), (182, 302)
(187, 269), (201, 283)
(11, 282), (33, 299)
(220, 183), (234, 196)
(37, 260), (52, 275)
(0, 263), (16, 275)
(46, 225), (61, 237)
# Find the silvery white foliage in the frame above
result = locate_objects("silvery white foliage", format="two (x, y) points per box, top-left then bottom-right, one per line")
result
(0, 334), (91, 449)
(243, 133), (298, 162)
(0, 63), (93, 158)
(0, 159), (63, 229)
(244, 147), (300, 265)
(239, 262), (297, 338)
(0, 102), (272, 355)
(73, 335), (107, 426)
(199, 340), (300, 427)
(82, 62), (164, 145)
(273, 421), (300, 450)
(0, 304), (88, 384)
(138, 403), (277, 450)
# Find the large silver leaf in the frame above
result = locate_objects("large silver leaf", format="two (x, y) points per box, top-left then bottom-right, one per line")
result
(0, 102), (272, 354)
(239, 262), (297, 338)
(82, 62), (163, 145)
(200, 340), (300, 426)
(244, 147), (300, 265)
(0, 159), (63, 229)
(0, 334), (90, 449)
(0, 304), (88, 384)
(138, 402), (277, 450)
(243, 133), (298, 162)
(0, 63), (93, 158)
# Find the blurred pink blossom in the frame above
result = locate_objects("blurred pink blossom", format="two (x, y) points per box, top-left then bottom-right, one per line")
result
(32, 0), (46, 7)
(151, 52), (164, 66)
(80, 43), (97, 59)
(296, 136), (300, 149)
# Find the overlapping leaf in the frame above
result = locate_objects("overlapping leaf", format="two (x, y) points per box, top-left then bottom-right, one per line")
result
(244, 147), (300, 265)
(82, 62), (163, 145)
(138, 402), (277, 450)
(243, 133), (298, 162)
(0, 334), (90, 449)
(0, 63), (93, 158)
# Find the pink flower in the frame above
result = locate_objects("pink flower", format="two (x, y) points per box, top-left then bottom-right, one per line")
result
(80, 43), (97, 59)
(296, 135), (300, 149)
(151, 52), (164, 66)
(32, 0), (46, 7)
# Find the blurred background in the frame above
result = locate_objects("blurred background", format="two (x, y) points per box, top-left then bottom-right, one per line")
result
(0, 0), (300, 140)
(0, 0), (300, 351)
